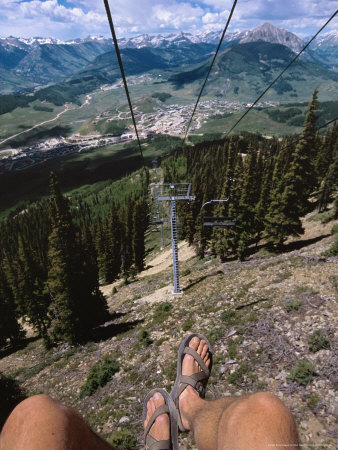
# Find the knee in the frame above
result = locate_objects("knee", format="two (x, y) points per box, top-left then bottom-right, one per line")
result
(8, 394), (57, 421)
(222, 392), (293, 428)
(248, 392), (291, 417)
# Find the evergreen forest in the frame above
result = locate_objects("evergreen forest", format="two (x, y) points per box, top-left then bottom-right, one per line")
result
(0, 90), (337, 350)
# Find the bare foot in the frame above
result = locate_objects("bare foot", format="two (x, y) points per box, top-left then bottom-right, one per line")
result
(144, 392), (170, 446)
(178, 336), (211, 430)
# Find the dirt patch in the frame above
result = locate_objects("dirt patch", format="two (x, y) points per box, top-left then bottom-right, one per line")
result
(139, 241), (195, 278)
(100, 241), (195, 298)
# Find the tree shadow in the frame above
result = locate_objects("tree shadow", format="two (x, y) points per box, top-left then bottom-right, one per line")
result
(184, 270), (224, 291)
(242, 233), (331, 260)
(145, 246), (156, 256)
(282, 234), (331, 253)
(90, 319), (143, 343)
(105, 311), (126, 322)
(0, 373), (27, 430)
(0, 335), (40, 359)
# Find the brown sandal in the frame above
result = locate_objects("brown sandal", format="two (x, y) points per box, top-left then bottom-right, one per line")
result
(170, 333), (213, 432)
(143, 388), (178, 449)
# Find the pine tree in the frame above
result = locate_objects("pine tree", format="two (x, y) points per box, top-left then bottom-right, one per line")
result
(47, 172), (108, 344)
(95, 221), (109, 283)
(16, 236), (50, 343)
(255, 157), (273, 244)
(105, 204), (122, 281)
(213, 154), (243, 260)
(121, 201), (133, 280)
(317, 141), (338, 211)
(315, 122), (337, 182)
(211, 139), (237, 260)
(0, 261), (23, 348)
(132, 201), (146, 273)
(294, 88), (320, 199)
(265, 90), (320, 248)
(236, 148), (258, 260)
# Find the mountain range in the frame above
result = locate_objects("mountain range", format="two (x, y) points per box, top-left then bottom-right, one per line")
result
(0, 23), (337, 105)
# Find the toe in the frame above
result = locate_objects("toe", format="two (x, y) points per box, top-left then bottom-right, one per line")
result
(200, 341), (208, 359)
(189, 336), (200, 351)
(153, 391), (165, 406)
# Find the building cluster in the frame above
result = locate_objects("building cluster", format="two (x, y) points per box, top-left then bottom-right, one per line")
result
(0, 98), (277, 173)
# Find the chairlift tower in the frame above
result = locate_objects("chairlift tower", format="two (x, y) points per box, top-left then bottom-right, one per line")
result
(153, 183), (195, 295)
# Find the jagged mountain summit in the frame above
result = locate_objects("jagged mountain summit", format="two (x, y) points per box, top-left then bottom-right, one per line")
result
(239, 22), (305, 52)
(0, 22), (305, 52)
(116, 23), (305, 52)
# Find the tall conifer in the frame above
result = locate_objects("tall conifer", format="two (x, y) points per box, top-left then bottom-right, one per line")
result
(0, 261), (23, 348)
(265, 90), (320, 247)
(47, 172), (108, 344)
(236, 148), (258, 260)
(16, 236), (50, 342)
(106, 203), (122, 281)
(132, 201), (146, 273)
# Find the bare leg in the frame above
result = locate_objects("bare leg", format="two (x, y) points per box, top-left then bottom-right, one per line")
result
(179, 336), (299, 450)
(0, 394), (117, 450)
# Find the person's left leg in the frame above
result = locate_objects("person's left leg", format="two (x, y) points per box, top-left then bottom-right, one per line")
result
(0, 394), (117, 450)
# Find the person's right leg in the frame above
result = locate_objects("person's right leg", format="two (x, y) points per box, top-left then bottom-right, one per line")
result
(0, 394), (116, 450)
(178, 336), (299, 450)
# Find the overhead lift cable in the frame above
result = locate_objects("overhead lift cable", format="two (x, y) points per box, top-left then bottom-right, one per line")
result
(225, 9), (338, 136)
(182, 0), (238, 145)
(103, 0), (143, 159)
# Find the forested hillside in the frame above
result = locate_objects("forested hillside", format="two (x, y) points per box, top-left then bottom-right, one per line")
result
(1, 90), (337, 351)
(162, 91), (338, 258)
(0, 167), (150, 347)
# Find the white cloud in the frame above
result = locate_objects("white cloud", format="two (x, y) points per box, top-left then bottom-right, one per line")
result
(0, 0), (336, 39)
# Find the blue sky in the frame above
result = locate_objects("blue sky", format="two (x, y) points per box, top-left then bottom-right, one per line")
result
(0, 0), (337, 40)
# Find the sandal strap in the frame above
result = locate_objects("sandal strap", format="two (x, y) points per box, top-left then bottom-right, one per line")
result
(183, 347), (210, 377)
(146, 434), (171, 450)
(177, 372), (207, 398)
(144, 404), (169, 438)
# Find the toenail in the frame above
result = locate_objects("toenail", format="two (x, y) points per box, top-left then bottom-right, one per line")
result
(153, 392), (162, 400)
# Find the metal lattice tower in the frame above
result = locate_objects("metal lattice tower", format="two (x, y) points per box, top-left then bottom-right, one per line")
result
(153, 183), (195, 295)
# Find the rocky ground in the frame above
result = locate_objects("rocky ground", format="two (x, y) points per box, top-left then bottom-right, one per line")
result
(0, 209), (337, 449)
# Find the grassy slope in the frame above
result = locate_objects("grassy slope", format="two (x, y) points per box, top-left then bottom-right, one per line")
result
(0, 206), (337, 449)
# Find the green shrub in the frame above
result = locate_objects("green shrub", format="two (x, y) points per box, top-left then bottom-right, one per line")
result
(108, 429), (137, 450)
(308, 330), (330, 352)
(221, 309), (237, 324)
(79, 355), (119, 398)
(285, 299), (303, 312)
(228, 339), (238, 359)
(153, 302), (173, 323)
(156, 337), (167, 346)
(228, 363), (255, 386)
(207, 328), (223, 345)
(307, 393), (321, 408)
(331, 224), (338, 234)
(138, 329), (153, 347)
(155, 302), (172, 313)
(288, 359), (316, 386)
(322, 235), (338, 257)
(328, 275), (338, 291)
(182, 318), (194, 332)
